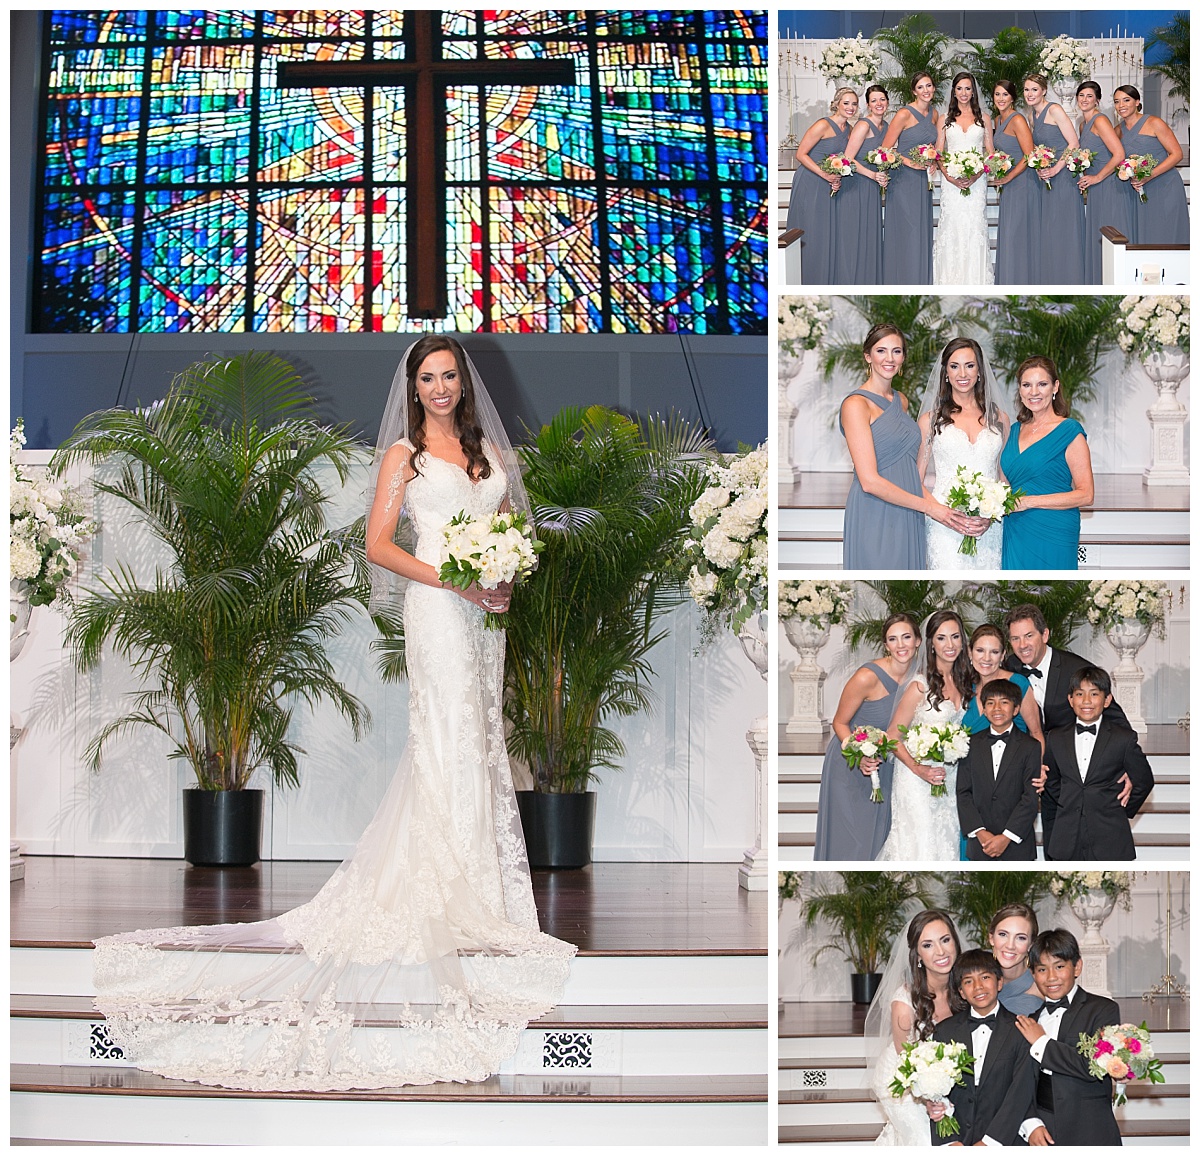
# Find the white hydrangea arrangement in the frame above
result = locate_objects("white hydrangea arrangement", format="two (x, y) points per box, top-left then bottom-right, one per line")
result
(818, 35), (880, 83)
(779, 296), (832, 358)
(683, 443), (768, 640)
(1038, 35), (1093, 83)
(889, 1039), (975, 1138)
(10, 419), (96, 608)
(1086, 580), (1169, 637)
(438, 509), (542, 590)
(778, 580), (853, 625)
(1050, 870), (1133, 910)
(1116, 295), (1190, 356)
(942, 147), (986, 196)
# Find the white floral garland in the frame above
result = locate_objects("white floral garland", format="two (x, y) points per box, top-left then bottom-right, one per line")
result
(778, 580), (853, 626)
(818, 35), (880, 83)
(1117, 295), (1190, 356)
(1086, 579), (1169, 637)
(779, 296), (832, 358)
(1038, 35), (1093, 84)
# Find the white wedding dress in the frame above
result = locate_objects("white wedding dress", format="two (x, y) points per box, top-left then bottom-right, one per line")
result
(871, 987), (935, 1146)
(932, 121), (993, 285)
(925, 423), (1004, 570)
(92, 442), (576, 1091)
(876, 682), (964, 861)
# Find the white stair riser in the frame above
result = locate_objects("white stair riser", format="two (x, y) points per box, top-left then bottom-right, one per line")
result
(779, 1031), (1190, 1062)
(780, 774), (1190, 804)
(782, 755), (1190, 771)
(781, 811), (1190, 837)
(791, 1141), (1189, 1149)
(10, 1017), (766, 1076)
(10, 948), (767, 1006)
(10, 1093), (765, 1146)
(779, 846), (813, 862)
(1081, 544), (1190, 568)
(780, 1096), (1183, 1125)
(778, 509), (1189, 539)
(780, 1061), (1190, 1092)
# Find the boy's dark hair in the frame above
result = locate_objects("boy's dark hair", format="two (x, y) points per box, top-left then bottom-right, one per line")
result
(980, 678), (1023, 711)
(952, 949), (1003, 992)
(1068, 665), (1112, 696)
(1030, 928), (1081, 967)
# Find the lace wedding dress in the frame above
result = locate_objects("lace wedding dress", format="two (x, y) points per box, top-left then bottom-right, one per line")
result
(925, 424), (1004, 570)
(871, 987), (935, 1146)
(92, 441), (576, 1091)
(932, 121), (993, 285)
(876, 683), (964, 861)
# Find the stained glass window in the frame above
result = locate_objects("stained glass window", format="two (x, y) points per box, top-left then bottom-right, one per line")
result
(35, 9), (767, 335)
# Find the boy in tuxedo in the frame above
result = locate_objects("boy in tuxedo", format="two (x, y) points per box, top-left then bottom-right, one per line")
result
(957, 679), (1040, 860)
(926, 950), (1036, 1146)
(1015, 929), (1123, 1146)
(1042, 666), (1155, 860)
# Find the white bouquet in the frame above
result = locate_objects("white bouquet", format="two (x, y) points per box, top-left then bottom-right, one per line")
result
(1038, 34), (1093, 84)
(818, 35), (880, 83)
(779, 296), (833, 357)
(9, 419), (97, 607)
(899, 721), (971, 796)
(1086, 580), (1169, 637)
(438, 508), (542, 601)
(944, 466), (1022, 556)
(1050, 870), (1133, 909)
(1116, 295), (1190, 356)
(683, 443), (768, 640)
(942, 147), (986, 197)
(778, 580), (853, 625)
(889, 1038), (975, 1138)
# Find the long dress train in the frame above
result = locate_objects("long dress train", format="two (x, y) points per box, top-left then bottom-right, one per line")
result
(92, 443), (576, 1091)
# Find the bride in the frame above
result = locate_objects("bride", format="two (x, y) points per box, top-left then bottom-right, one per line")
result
(933, 72), (994, 284)
(877, 611), (971, 862)
(916, 338), (1010, 570)
(91, 336), (576, 1091)
(867, 909), (966, 1145)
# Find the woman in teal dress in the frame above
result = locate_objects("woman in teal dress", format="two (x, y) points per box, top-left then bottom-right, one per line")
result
(1000, 356), (1094, 570)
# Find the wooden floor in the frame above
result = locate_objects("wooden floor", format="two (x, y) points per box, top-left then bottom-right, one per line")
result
(10, 857), (766, 956)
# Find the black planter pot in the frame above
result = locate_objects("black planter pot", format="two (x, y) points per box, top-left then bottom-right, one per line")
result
(516, 791), (596, 869)
(851, 971), (883, 1005)
(182, 788), (264, 867)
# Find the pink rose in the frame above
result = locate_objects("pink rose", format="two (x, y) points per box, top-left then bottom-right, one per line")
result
(1104, 1056), (1130, 1079)
(853, 730), (867, 741)
(1094, 1040), (1115, 1056)
(1127, 1039), (1142, 1054)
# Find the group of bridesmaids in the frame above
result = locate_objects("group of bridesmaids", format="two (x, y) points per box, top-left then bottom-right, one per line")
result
(787, 71), (1188, 285)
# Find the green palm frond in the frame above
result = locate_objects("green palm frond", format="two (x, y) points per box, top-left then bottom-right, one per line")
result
(962, 28), (1047, 111)
(977, 581), (1095, 648)
(943, 871), (1054, 949)
(844, 580), (962, 651)
(1146, 14), (1189, 105)
(871, 15), (956, 105)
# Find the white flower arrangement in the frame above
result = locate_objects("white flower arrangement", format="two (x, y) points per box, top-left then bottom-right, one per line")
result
(1050, 870), (1133, 910)
(1038, 35), (1093, 84)
(779, 296), (832, 358)
(438, 508), (542, 592)
(818, 35), (880, 83)
(1086, 580), (1169, 638)
(889, 1039), (975, 1138)
(899, 721), (971, 796)
(945, 466), (1022, 556)
(683, 443), (768, 639)
(9, 419), (96, 608)
(942, 147), (986, 196)
(778, 580), (853, 625)
(1116, 295), (1190, 356)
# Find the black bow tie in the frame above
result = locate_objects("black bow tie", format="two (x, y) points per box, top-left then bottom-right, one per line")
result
(971, 1013), (998, 1029)
(1076, 723), (1098, 736)
(1042, 997), (1071, 1014)
(988, 731), (1011, 746)
(1023, 666), (1043, 679)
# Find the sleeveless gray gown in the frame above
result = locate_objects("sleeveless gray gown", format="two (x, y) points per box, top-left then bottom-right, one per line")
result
(1122, 114), (1190, 244)
(993, 111), (1038, 284)
(882, 105), (935, 284)
(1078, 114), (1135, 284)
(835, 117), (887, 284)
(786, 117), (851, 283)
(1030, 105), (1085, 284)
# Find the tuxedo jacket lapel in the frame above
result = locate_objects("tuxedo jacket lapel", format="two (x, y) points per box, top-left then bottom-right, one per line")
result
(1045, 649), (1064, 716)
(1053, 728), (1084, 785)
(1089, 719), (1115, 776)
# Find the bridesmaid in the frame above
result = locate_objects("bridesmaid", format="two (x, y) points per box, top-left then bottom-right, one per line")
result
(812, 612), (919, 860)
(787, 87), (858, 283)
(1000, 356), (1094, 570)
(989, 904), (1043, 1013)
(1113, 84), (1189, 244)
(839, 323), (976, 570)
(880, 72), (940, 284)
(840, 84), (891, 284)
(1075, 80), (1133, 284)
(991, 80), (1037, 284)
(1024, 73), (1085, 285)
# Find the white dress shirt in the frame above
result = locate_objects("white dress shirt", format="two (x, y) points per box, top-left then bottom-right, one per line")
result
(1024, 648), (1052, 710)
(1073, 712), (1103, 782)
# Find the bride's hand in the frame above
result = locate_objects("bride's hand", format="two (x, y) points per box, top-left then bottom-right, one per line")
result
(455, 580), (512, 614)
(910, 761), (945, 786)
(929, 502), (977, 535)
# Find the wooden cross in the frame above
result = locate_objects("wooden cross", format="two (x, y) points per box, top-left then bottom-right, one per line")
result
(278, 11), (576, 319)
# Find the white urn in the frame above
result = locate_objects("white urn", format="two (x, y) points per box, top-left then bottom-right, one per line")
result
(778, 350), (803, 487)
(1142, 347), (1190, 487)
(783, 616), (831, 735)
(1067, 885), (1119, 996)
(1104, 616), (1152, 733)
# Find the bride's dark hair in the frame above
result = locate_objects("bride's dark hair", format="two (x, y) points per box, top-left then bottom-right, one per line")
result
(405, 335), (491, 482)
(931, 337), (996, 437)
(907, 909), (966, 1037)
(947, 71), (984, 128)
(923, 610), (974, 710)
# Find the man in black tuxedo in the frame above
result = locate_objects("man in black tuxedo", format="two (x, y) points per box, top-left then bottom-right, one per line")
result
(1003, 604), (1133, 854)
(927, 950), (1037, 1145)
(1015, 929), (1124, 1146)
(1043, 666), (1155, 860)
(957, 680), (1040, 861)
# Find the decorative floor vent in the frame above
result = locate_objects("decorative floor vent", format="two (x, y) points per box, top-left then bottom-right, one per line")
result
(542, 1030), (594, 1069)
(801, 1068), (828, 1088)
(90, 1023), (125, 1061)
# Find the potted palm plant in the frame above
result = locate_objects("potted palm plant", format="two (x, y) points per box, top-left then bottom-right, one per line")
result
(52, 352), (372, 866)
(503, 406), (708, 868)
(803, 871), (932, 1003)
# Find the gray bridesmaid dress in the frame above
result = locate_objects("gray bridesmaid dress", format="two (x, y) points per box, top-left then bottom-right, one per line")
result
(786, 117), (851, 284)
(813, 662), (901, 861)
(1030, 104), (1085, 284)
(882, 105), (936, 284)
(993, 110), (1039, 284)
(1079, 114), (1135, 283)
(839, 388), (926, 570)
(1121, 114), (1190, 244)
(835, 117), (888, 284)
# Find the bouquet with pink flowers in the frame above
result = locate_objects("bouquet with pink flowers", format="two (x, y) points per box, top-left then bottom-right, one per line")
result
(820, 153), (854, 195)
(985, 149), (1013, 196)
(841, 725), (899, 802)
(1064, 147), (1097, 202)
(1026, 144), (1057, 190)
(1076, 1022), (1165, 1106)
(867, 145), (901, 205)
(908, 143), (942, 189)
(1118, 154), (1156, 203)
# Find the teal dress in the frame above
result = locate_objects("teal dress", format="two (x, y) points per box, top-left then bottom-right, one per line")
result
(1000, 419), (1087, 570)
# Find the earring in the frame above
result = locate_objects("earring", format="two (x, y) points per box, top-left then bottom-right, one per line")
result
(917, 960), (923, 969)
